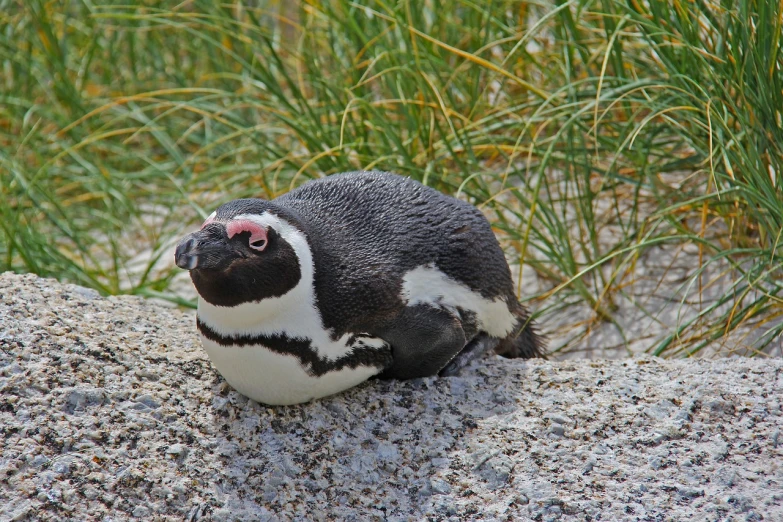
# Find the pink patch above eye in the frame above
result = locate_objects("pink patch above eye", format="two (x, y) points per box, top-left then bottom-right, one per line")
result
(226, 219), (269, 251)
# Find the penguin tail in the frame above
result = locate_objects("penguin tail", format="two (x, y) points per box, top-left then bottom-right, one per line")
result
(495, 304), (547, 359)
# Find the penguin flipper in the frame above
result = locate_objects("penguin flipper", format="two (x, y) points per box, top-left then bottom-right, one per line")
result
(374, 305), (466, 380)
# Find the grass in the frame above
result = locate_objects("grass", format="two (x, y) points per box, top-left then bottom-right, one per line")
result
(1, 0), (781, 357)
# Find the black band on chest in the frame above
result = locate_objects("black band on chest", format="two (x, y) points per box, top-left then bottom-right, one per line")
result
(196, 317), (392, 377)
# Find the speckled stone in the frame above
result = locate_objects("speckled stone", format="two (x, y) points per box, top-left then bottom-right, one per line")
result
(1, 272), (782, 521)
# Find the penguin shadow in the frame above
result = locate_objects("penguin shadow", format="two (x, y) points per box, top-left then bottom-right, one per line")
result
(202, 357), (535, 519)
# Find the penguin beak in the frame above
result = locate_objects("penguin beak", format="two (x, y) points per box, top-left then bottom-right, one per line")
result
(175, 228), (230, 271)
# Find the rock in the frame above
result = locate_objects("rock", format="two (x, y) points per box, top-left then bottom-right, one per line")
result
(68, 284), (100, 300)
(644, 399), (676, 421)
(677, 487), (704, 499)
(166, 444), (186, 456)
(61, 387), (106, 414)
(430, 478), (452, 495)
(582, 459), (596, 475)
(4, 500), (33, 522)
(0, 272), (782, 521)
(131, 505), (150, 518)
(544, 412), (575, 427)
(648, 456), (665, 470)
(548, 424), (566, 437)
(713, 442), (731, 461)
(716, 468), (737, 487)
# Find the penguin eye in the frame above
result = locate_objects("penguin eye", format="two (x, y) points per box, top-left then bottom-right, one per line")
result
(249, 239), (267, 251)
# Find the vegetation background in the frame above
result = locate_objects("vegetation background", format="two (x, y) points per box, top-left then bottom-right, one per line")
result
(1, 0), (781, 357)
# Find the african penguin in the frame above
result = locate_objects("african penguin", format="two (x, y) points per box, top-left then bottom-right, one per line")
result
(175, 171), (544, 405)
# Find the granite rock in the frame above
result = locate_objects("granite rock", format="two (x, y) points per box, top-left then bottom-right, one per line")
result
(1, 272), (782, 521)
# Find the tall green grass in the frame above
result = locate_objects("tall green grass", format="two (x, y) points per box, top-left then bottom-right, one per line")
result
(1, 0), (781, 356)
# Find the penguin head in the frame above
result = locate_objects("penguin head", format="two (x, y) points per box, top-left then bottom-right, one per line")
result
(174, 199), (303, 307)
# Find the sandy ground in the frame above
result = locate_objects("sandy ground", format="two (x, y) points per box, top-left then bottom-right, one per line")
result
(1, 272), (782, 521)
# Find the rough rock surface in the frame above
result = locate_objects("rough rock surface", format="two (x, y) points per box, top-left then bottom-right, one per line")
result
(1, 272), (781, 521)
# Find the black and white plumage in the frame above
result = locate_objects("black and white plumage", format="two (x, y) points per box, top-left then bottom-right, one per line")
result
(175, 171), (544, 405)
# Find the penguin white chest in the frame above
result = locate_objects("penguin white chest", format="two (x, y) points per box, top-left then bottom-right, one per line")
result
(200, 336), (381, 406)
(196, 294), (389, 406)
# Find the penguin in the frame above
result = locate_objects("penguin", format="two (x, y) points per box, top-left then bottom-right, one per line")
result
(174, 171), (544, 405)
